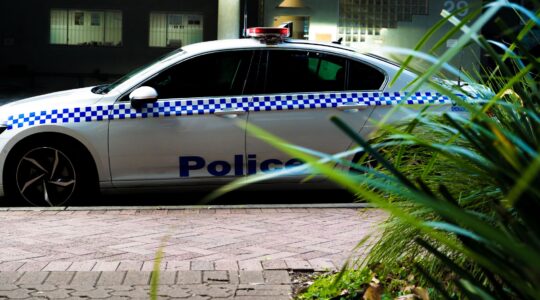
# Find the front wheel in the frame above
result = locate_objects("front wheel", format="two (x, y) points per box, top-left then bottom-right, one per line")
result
(5, 140), (94, 206)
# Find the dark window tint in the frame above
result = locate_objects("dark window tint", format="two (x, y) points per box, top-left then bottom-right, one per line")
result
(144, 50), (253, 99)
(265, 50), (346, 94)
(348, 60), (385, 90)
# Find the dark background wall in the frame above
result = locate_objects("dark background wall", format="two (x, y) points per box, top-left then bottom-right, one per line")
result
(0, 0), (219, 91)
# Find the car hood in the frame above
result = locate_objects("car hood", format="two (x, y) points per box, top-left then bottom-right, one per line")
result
(0, 87), (104, 121)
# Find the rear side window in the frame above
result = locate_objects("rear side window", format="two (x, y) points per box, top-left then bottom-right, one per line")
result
(265, 50), (346, 94)
(348, 60), (385, 90)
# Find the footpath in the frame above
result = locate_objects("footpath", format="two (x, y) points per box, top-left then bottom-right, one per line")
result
(0, 207), (385, 299)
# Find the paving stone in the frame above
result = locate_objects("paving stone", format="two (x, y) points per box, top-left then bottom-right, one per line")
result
(261, 260), (287, 270)
(96, 272), (126, 286)
(239, 271), (264, 284)
(191, 261), (213, 271)
(70, 271), (100, 286)
(110, 286), (149, 298)
(166, 261), (190, 271)
(30, 288), (73, 299)
(172, 296), (210, 300)
(0, 284), (18, 291)
(43, 261), (73, 271)
(0, 272), (23, 284)
(308, 259), (336, 271)
(18, 284), (57, 291)
(228, 271), (240, 285)
(71, 286), (112, 299)
(93, 262), (120, 272)
(203, 271), (229, 284)
(214, 260), (238, 271)
(154, 285), (192, 298)
(236, 284), (291, 296)
(238, 260), (262, 271)
(117, 261), (143, 271)
(0, 288), (32, 299)
(100, 285), (134, 292)
(16, 272), (49, 285)
(44, 271), (75, 285)
(123, 271), (151, 285)
(151, 271), (177, 285)
(141, 261), (166, 272)
(17, 262), (48, 272)
(284, 260), (313, 271)
(263, 270), (290, 284)
(0, 262), (24, 272)
(67, 261), (97, 272)
(177, 271), (202, 284)
(188, 284), (235, 298)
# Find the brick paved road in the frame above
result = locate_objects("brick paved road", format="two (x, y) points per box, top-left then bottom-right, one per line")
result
(0, 208), (385, 299)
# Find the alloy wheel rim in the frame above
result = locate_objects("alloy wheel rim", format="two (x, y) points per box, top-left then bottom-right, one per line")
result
(16, 147), (76, 206)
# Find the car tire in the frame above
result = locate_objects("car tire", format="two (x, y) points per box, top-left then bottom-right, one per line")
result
(4, 138), (96, 207)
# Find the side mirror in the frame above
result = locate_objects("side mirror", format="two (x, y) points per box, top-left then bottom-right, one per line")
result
(129, 86), (158, 109)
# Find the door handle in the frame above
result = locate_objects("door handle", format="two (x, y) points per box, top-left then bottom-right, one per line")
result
(214, 108), (247, 118)
(336, 103), (368, 112)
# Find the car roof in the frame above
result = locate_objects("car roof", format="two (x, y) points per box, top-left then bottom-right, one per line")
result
(180, 38), (359, 57)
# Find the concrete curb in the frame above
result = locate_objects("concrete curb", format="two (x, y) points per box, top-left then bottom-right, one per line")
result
(0, 203), (373, 211)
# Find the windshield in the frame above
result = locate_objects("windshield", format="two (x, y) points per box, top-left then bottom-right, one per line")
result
(92, 48), (185, 94)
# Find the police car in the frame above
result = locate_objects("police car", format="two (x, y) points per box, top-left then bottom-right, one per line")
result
(0, 27), (472, 206)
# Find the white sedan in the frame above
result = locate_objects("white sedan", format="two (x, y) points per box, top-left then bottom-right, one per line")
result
(0, 27), (468, 206)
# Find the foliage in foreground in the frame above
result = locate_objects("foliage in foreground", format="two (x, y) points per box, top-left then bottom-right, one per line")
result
(298, 265), (435, 300)
(298, 2), (540, 299)
(212, 1), (540, 299)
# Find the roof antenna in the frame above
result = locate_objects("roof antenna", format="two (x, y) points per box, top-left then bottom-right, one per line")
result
(242, 0), (248, 37)
(332, 37), (343, 45)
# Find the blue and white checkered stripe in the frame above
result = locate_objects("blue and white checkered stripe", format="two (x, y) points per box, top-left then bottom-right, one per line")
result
(5, 92), (454, 130)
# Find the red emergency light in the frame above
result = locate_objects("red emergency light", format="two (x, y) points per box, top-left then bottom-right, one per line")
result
(246, 27), (290, 40)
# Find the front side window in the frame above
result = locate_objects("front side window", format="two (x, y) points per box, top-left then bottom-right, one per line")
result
(50, 9), (123, 46)
(142, 51), (253, 99)
(265, 50), (346, 94)
(149, 12), (204, 48)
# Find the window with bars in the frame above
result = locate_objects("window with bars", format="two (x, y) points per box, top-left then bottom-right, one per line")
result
(149, 12), (204, 48)
(50, 9), (123, 46)
(338, 0), (429, 45)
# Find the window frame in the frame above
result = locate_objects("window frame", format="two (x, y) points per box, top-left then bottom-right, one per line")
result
(148, 11), (205, 48)
(256, 49), (388, 96)
(117, 49), (258, 102)
(49, 8), (123, 48)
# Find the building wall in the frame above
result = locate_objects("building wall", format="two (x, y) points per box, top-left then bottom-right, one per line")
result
(0, 0), (218, 78)
(265, 0), (339, 42)
(264, 0), (482, 77)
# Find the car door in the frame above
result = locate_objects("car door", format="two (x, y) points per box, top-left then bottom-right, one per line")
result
(245, 49), (386, 178)
(108, 50), (254, 187)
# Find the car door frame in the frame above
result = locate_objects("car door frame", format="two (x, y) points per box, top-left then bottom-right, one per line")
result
(106, 49), (258, 187)
(244, 48), (387, 181)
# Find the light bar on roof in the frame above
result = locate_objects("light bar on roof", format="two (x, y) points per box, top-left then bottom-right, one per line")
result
(246, 27), (289, 39)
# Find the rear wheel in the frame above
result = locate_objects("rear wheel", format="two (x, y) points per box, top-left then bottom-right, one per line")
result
(5, 138), (95, 206)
